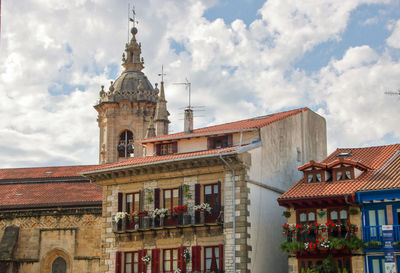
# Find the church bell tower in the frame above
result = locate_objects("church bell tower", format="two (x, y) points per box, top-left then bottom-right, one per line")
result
(95, 24), (169, 164)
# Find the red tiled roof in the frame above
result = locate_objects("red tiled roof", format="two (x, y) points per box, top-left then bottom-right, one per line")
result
(359, 151), (400, 191)
(140, 107), (309, 143)
(0, 165), (95, 181)
(279, 144), (400, 201)
(82, 146), (241, 173)
(0, 182), (102, 209)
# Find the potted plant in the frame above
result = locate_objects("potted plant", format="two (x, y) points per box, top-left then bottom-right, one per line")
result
(280, 241), (305, 254)
(365, 240), (382, 249)
(282, 211), (291, 218)
(330, 238), (346, 250)
(282, 223), (294, 235)
(348, 207), (359, 215)
(344, 236), (364, 250)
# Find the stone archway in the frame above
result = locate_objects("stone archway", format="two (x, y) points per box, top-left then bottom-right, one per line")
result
(41, 248), (71, 273)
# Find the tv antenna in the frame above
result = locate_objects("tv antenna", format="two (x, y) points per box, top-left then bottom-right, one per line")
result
(385, 88), (400, 96)
(174, 78), (192, 109)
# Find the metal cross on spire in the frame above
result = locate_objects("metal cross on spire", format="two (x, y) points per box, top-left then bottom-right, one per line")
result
(158, 65), (167, 82)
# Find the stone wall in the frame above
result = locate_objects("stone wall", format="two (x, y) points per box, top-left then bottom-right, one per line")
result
(0, 210), (101, 273)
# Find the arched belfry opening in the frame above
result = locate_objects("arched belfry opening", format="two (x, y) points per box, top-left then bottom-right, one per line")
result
(118, 130), (134, 158)
(52, 257), (67, 273)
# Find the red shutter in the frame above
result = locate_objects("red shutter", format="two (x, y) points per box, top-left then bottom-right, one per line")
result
(207, 137), (215, 150)
(179, 186), (183, 206)
(138, 250), (144, 273)
(219, 244), (224, 271)
(172, 142), (178, 153)
(192, 246), (201, 271)
(154, 188), (160, 209)
(143, 249), (147, 273)
(151, 248), (160, 273)
(117, 192), (123, 231)
(227, 134), (233, 146)
(177, 247), (186, 273)
(115, 251), (121, 273)
(155, 144), (161, 155)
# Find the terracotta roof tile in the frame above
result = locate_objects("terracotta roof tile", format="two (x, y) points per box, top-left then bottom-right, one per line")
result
(140, 107), (309, 143)
(0, 182), (102, 209)
(83, 146), (241, 173)
(0, 165), (95, 181)
(279, 143), (400, 201)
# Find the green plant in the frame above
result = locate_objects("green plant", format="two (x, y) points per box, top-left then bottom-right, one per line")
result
(365, 240), (382, 249)
(344, 236), (364, 250)
(342, 268), (349, 273)
(280, 241), (305, 253)
(313, 255), (337, 273)
(145, 188), (153, 203)
(393, 241), (400, 248)
(348, 207), (359, 215)
(282, 211), (291, 218)
(329, 238), (346, 249)
(183, 184), (192, 200)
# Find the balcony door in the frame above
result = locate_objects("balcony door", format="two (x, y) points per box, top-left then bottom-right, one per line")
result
(366, 208), (386, 241)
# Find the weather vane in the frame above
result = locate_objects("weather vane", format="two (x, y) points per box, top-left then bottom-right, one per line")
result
(127, 2), (138, 41)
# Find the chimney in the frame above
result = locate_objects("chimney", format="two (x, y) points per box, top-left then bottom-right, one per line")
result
(184, 108), (193, 134)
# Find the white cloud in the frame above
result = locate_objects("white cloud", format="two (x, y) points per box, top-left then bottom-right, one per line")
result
(387, 19), (400, 48)
(0, 0), (399, 168)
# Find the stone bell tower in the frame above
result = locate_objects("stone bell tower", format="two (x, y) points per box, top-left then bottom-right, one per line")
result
(95, 25), (169, 164)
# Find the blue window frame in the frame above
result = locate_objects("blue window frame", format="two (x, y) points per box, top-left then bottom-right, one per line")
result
(364, 206), (387, 241)
(367, 256), (384, 273)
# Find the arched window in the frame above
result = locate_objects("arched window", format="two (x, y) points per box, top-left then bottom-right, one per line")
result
(118, 130), (134, 158)
(52, 257), (66, 273)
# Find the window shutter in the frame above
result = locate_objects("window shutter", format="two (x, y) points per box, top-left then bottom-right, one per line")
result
(138, 250), (144, 273)
(117, 192), (123, 231)
(207, 137), (214, 150)
(227, 134), (233, 146)
(155, 144), (161, 155)
(218, 244), (224, 270)
(172, 142), (178, 153)
(194, 184), (201, 205)
(154, 188), (160, 209)
(151, 248), (160, 273)
(217, 181), (222, 210)
(192, 246), (201, 271)
(179, 186), (183, 206)
(115, 251), (121, 273)
(177, 247), (186, 273)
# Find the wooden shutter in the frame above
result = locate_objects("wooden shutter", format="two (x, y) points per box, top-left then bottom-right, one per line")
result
(194, 184), (201, 205)
(192, 246), (201, 271)
(172, 142), (178, 153)
(218, 244), (224, 271)
(117, 192), (123, 231)
(177, 247), (186, 273)
(207, 137), (214, 150)
(154, 188), (160, 209)
(178, 186), (183, 206)
(115, 251), (121, 273)
(227, 134), (233, 146)
(138, 250), (144, 273)
(155, 144), (161, 155)
(151, 248), (160, 273)
(217, 181), (222, 210)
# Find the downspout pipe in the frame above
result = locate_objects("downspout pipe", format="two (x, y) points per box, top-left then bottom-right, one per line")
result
(218, 152), (236, 273)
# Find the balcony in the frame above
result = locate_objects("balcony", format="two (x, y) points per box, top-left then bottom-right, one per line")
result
(112, 208), (224, 233)
(362, 225), (400, 250)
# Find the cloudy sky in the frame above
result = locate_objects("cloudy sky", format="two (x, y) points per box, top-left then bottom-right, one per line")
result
(0, 0), (400, 168)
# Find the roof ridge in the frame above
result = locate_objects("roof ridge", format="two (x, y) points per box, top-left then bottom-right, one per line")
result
(373, 150), (400, 175)
(0, 164), (96, 171)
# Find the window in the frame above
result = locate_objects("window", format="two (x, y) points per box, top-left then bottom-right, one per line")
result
(304, 171), (324, 183)
(126, 192), (140, 214)
(164, 189), (179, 213)
(367, 208), (386, 240)
(299, 257), (351, 273)
(125, 252), (139, 273)
(333, 167), (354, 181)
(204, 183), (221, 215)
(367, 256), (385, 273)
(118, 130), (134, 158)
(52, 257), (66, 273)
(297, 210), (317, 241)
(204, 246), (223, 272)
(163, 249), (178, 272)
(156, 142), (177, 155)
(207, 134), (232, 149)
(328, 208), (349, 238)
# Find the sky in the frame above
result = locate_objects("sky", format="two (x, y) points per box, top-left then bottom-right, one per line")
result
(0, 0), (400, 168)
